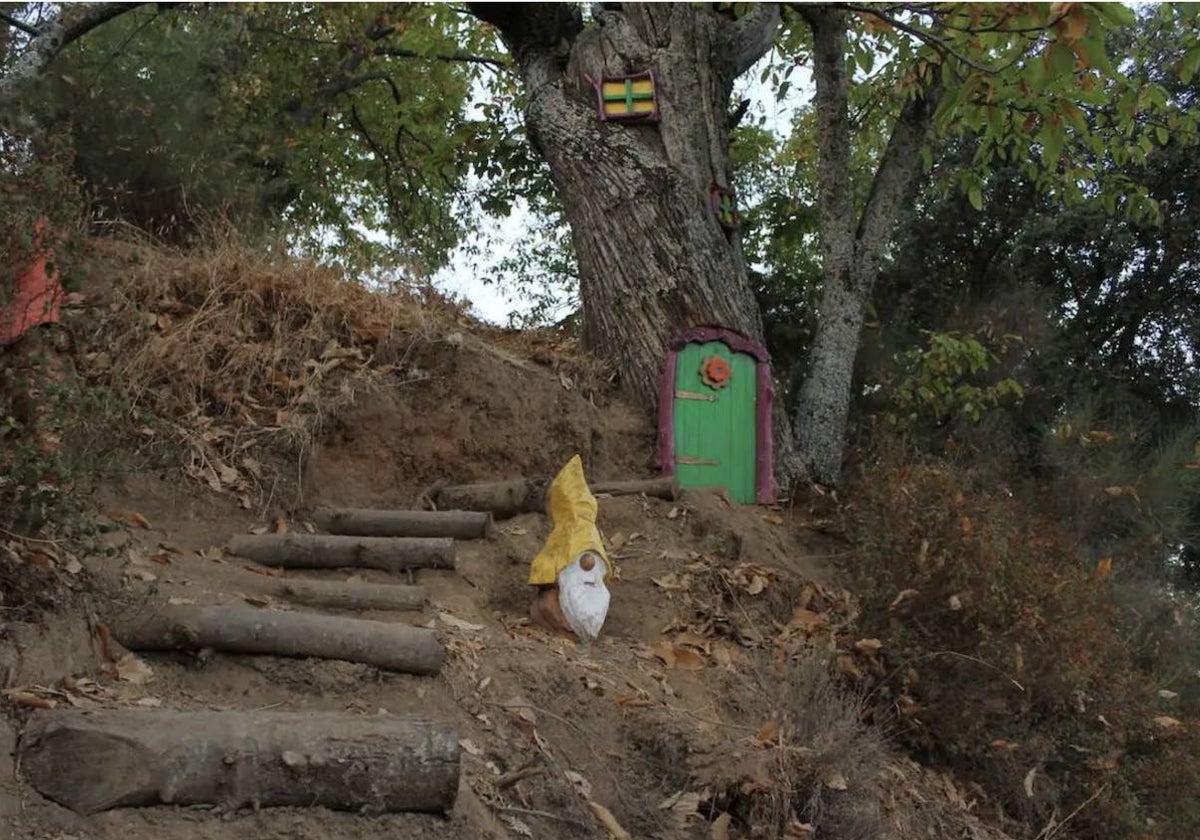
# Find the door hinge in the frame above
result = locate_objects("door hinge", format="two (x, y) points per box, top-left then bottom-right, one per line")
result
(675, 390), (717, 402)
(676, 456), (720, 466)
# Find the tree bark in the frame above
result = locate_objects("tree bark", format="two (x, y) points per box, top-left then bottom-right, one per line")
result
(277, 578), (425, 612)
(19, 710), (459, 814)
(109, 605), (444, 674)
(791, 7), (941, 484)
(0, 4), (142, 102)
(471, 3), (800, 488)
(228, 534), (456, 572)
(434, 475), (679, 518)
(312, 508), (493, 539)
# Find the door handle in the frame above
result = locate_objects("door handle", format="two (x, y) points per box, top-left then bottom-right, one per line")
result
(675, 390), (717, 402)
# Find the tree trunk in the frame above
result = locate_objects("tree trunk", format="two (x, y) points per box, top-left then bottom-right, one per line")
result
(792, 7), (941, 484)
(19, 710), (459, 814)
(472, 4), (799, 487)
(109, 604), (444, 674)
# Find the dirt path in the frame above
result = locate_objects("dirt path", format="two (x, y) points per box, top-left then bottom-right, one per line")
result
(3, 472), (840, 840)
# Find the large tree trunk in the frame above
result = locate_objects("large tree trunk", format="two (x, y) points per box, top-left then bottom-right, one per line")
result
(791, 7), (941, 484)
(472, 3), (799, 487)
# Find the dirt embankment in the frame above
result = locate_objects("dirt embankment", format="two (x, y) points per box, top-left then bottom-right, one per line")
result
(1, 239), (1013, 840)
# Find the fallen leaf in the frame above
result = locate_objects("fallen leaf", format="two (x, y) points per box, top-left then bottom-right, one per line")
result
(790, 608), (825, 632)
(837, 654), (863, 679)
(1153, 715), (1183, 731)
(242, 594), (272, 607)
(588, 800), (633, 839)
(745, 575), (767, 595)
(248, 524), (270, 535)
(167, 596), (196, 606)
(652, 573), (688, 591)
(785, 819), (814, 838)
(824, 771), (848, 791)
(2, 689), (56, 709)
(1093, 556), (1113, 582)
(762, 514), (784, 525)
(889, 589), (920, 610)
(62, 556), (83, 575)
(128, 512), (152, 530)
(135, 697), (162, 708)
(667, 506), (680, 520)
(124, 568), (157, 583)
(499, 815), (533, 837)
(991, 739), (1020, 751)
(616, 694), (653, 707)
(439, 611), (484, 632)
(754, 720), (780, 746)
(459, 738), (485, 757)
(564, 769), (592, 799)
(273, 516), (288, 534)
(111, 647), (152, 683)
(853, 638), (883, 656)
(711, 812), (732, 840)
(1159, 689), (1179, 700)
(1104, 485), (1141, 503)
(1023, 767), (1037, 798)
(948, 594), (963, 611)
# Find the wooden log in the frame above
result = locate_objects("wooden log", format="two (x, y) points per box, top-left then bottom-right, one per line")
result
(434, 478), (543, 519)
(433, 476), (681, 519)
(110, 605), (443, 675)
(19, 709), (459, 814)
(593, 477), (681, 501)
(276, 578), (425, 612)
(313, 508), (493, 539)
(227, 534), (455, 572)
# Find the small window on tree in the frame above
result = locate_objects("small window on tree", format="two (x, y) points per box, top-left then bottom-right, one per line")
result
(710, 185), (740, 230)
(594, 72), (659, 122)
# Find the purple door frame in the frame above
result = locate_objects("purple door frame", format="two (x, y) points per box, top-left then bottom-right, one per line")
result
(655, 326), (778, 505)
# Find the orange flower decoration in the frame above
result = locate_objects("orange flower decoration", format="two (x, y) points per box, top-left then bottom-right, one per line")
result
(700, 356), (731, 389)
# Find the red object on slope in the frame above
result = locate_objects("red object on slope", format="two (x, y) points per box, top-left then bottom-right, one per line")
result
(0, 218), (63, 345)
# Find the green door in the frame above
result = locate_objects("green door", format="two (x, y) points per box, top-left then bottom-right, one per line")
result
(673, 341), (757, 503)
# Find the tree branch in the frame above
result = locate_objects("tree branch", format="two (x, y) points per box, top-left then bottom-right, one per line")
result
(0, 10), (41, 37)
(0, 3), (142, 101)
(466, 3), (582, 88)
(720, 3), (782, 78)
(855, 81), (943, 268)
(372, 47), (509, 72)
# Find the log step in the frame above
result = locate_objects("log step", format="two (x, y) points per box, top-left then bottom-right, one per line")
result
(110, 604), (444, 674)
(435, 476), (680, 519)
(312, 508), (493, 540)
(19, 709), (459, 814)
(276, 578), (425, 612)
(227, 533), (455, 572)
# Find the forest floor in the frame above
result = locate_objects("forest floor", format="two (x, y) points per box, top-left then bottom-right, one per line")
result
(0, 239), (1014, 840)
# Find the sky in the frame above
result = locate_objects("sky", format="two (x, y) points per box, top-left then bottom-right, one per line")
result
(430, 56), (814, 326)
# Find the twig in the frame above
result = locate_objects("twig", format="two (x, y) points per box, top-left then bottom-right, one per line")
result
(1036, 783), (1110, 840)
(866, 649), (1025, 704)
(495, 764), (546, 789)
(0, 526), (62, 546)
(665, 704), (758, 733)
(496, 805), (591, 830)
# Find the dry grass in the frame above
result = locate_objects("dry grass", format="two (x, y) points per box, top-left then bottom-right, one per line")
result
(79, 232), (469, 505)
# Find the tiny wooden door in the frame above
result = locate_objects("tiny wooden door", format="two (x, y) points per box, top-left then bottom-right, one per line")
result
(672, 341), (757, 503)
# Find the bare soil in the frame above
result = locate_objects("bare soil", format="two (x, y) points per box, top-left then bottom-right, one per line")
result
(1, 311), (1011, 840)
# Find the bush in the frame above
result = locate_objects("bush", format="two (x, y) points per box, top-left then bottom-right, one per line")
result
(843, 445), (1200, 838)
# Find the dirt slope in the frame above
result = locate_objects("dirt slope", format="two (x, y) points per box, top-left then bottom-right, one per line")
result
(1, 240), (1013, 840)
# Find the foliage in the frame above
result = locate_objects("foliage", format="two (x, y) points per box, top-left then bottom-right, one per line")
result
(845, 448), (1200, 838)
(8, 3), (517, 273)
(884, 330), (1024, 431)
